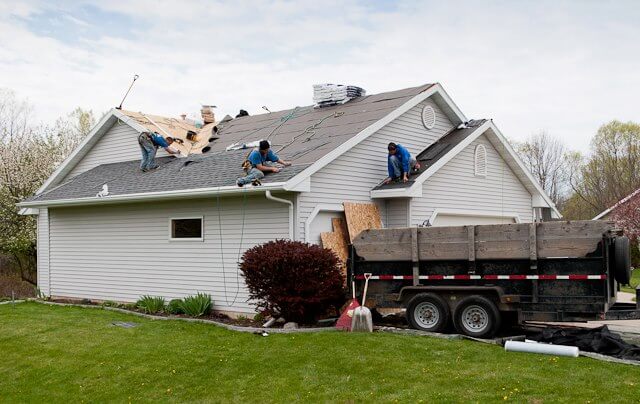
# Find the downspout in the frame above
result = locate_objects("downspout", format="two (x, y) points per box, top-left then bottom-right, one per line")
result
(265, 191), (293, 240)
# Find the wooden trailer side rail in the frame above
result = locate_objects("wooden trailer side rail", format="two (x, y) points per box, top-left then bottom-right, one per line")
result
(351, 220), (618, 263)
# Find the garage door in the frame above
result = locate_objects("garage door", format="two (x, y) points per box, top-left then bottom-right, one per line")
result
(432, 214), (517, 226)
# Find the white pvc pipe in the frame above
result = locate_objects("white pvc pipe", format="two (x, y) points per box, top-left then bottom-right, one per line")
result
(504, 341), (579, 357)
(265, 190), (294, 240)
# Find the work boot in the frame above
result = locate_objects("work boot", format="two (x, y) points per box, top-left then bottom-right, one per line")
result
(251, 179), (262, 186)
(236, 178), (244, 187)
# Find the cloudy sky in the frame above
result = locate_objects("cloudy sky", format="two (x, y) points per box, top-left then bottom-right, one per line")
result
(1, 1), (638, 152)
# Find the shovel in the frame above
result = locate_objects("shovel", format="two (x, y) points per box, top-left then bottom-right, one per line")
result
(351, 273), (373, 332)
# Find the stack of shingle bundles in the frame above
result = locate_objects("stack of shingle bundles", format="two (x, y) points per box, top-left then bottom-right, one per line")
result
(313, 84), (366, 108)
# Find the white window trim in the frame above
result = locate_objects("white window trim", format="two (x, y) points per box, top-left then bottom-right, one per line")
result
(474, 144), (487, 177)
(169, 216), (204, 242)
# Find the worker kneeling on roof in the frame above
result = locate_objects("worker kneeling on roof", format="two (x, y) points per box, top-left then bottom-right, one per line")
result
(236, 140), (291, 187)
(383, 142), (421, 184)
(138, 131), (180, 172)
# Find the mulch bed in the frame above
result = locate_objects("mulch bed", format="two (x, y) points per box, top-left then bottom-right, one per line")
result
(47, 298), (325, 328)
(0, 274), (36, 300)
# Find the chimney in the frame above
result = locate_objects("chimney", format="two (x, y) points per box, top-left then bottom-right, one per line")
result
(201, 105), (215, 124)
(180, 113), (187, 120)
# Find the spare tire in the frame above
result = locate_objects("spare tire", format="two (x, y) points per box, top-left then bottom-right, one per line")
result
(614, 236), (631, 284)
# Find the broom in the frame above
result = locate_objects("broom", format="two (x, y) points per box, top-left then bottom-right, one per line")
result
(351, 273), (373, 332)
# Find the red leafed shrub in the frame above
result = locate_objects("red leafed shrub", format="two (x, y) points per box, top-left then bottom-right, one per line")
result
(240, 239), (345, 324)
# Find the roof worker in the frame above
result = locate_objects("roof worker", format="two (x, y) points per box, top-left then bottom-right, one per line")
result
(138, 131), (180, 172)
(236, 140), (291, 187)
(383, 142), (421, 184)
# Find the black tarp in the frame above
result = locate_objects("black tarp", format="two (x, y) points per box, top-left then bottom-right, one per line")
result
(530, 326), (640, 361)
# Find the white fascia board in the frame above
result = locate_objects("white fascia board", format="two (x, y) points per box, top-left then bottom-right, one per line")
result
(592, 209), (611, 220)
(370, 183), (423, 199)
(432, 84), (467, 126)
(403, 121), (492, 195)
(35, 109), (148, 195)
(284, 176), (311, 192)
(284, 84), (466, 191)
(486, 121), (561, 218)
(18, 208), (39, 215)
(18, 182), (287, 208)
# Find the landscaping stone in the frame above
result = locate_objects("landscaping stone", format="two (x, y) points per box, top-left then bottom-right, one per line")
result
(283, 322), (299, 330)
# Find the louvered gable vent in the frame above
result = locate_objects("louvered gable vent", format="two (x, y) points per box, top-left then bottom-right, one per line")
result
(421, 105), (436, 129)
(474, 144), (487, 177)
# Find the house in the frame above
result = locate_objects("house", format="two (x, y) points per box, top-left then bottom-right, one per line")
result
(19, 83), (559, 314)
(593, 188), (640, 220)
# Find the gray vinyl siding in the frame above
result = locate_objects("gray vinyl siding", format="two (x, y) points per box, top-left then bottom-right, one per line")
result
(298, 98), (454, 241)
(384, 199), (409, 228)
(47, 195), (290, 313)
(66, 121), (146, 179)
(411, 134), (534, 226)
(37, 209), (50, 295)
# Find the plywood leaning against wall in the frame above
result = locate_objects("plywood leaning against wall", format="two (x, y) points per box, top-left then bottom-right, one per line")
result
(343, 202), (383, 243)
(320, 218), (350, 279)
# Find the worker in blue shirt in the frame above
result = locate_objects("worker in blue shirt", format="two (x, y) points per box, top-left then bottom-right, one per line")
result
(237, 140), (291, 186)
(138, 131), (180, 172)
(383, 142), (421, 184)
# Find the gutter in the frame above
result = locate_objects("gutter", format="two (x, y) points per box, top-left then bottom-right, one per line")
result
(18, 183), (287, 209)
(265, 190), (294, 240)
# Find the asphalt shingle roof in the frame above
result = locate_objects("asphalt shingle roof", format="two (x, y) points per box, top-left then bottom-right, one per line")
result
(28, 84), (436, 203)
(200, 84), (434, 165)
(28, 151), (309, 202)
(373, 119), (487, 190)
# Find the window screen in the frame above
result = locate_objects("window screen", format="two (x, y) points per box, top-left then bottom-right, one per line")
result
(171, 218), (203, 239)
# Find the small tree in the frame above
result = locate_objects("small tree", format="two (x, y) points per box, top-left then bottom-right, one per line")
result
(0, 88), (94, 284)
(611, 195), (640, 267)
(240, 240), (345, 324)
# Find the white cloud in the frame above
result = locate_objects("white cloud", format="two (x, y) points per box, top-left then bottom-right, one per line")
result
(0, 0), (639, 152)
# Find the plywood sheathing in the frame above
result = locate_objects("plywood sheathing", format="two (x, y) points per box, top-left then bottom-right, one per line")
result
(321, 232), (348, 279)
(343, 202), (383, 243)
(332, 218), (349, 243)
(119, 110), (213, 157)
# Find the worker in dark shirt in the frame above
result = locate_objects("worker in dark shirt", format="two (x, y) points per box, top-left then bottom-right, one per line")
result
(383, 142), (421, 184)
(237, 140), (291, 186)
(138, 131), (180, 172)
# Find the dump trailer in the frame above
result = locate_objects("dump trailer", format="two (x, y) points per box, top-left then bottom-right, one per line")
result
(349, 220), (640, 338)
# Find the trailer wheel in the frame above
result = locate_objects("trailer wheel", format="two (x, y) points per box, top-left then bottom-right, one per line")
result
(406, 293), (450, 333)
(453, 295), (501, 338)
(614, 236), (631, 284)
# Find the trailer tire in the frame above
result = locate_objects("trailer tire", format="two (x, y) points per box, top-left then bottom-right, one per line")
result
(406, 293), (450, 333)
(614, 236), (631, 285)
(453, 295), (501, 338)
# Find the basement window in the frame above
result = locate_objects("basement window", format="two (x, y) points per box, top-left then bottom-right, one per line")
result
(170, 217), (203, 241)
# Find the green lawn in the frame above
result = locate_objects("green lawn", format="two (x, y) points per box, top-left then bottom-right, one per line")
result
(1, 303), (639, 403)
(621, 268), (640, 295)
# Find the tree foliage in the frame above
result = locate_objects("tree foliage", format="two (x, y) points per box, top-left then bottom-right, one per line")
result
(568, 120), (640, 219)
(515, 131), (572, 207)
(0, 89), (94, 284)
